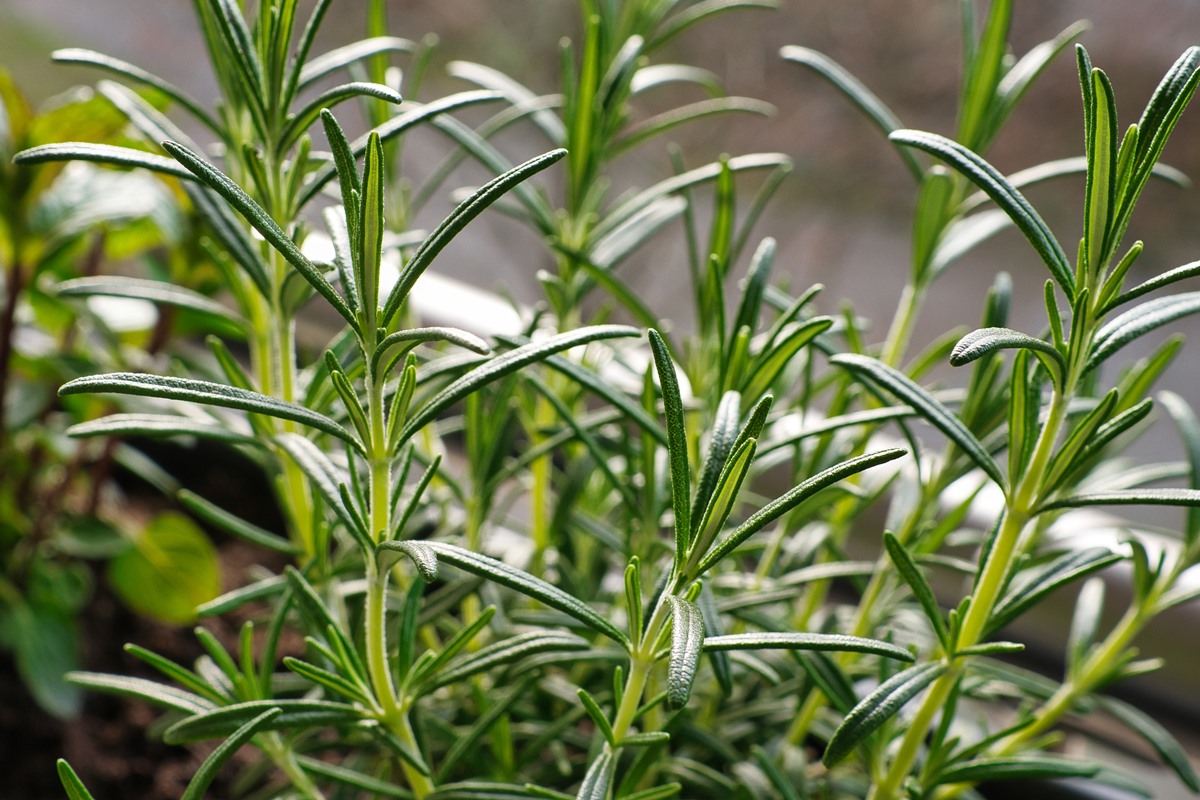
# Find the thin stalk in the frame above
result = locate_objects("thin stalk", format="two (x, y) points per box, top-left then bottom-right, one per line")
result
(0, 255), (25, 455)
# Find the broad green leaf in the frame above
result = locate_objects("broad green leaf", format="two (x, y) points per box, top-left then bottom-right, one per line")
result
(14, 142), (195, 180)
(57, 760), (97, 800)
(164, 698), (361, 743)
(161, 140), (358, 328)
(382, 149), (567, 323)
(6, 603), (82, 718)
(378, 540), (439, 582)
(823, 662), (945, 767)
(891, 129), (1073, 294)
(426, 542), (629, 647)
(831, 353), (1005, 490)
(695, 448), (905, 576)
(949, 327), (1064, 380)
(781, 46), (922, 180)
(107, 512), (220, 624)
(666, 596), (704, 709)
(703, 632), (913, 663)
(1096, 694), (1200, 791)
(935, 755), (1100, 784)
(985, 547), (1122, 637)
(884, 533), (950, 651)
(59, 372), (365, 455)
(649, 329), (693, 574)
(180, 708), (282, 800)
(398, 325), (639, 445)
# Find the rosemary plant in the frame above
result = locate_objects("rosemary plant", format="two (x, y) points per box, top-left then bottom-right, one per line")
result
(7, 1), (1200, 799)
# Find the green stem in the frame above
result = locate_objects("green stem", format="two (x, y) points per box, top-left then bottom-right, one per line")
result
(879, 282), (924, 369)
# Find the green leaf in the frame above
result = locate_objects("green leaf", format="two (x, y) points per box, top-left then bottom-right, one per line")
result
(1096, 694), (1200, 791)
(890, 129), (1073, 294)
(666, 596), (704, 709)
(1101, 259), (1200, 314)
(164, 698), (361, 743)
(282, 82), (403, 148)
(382, 149), (566, 323)
(1087, 293), (1200, 371)
(180, 708), (282, 800)
(949, 327), (1064, 380)
(780, 46), (922, 180)
(13, 142), (196, 180)
(985, 548), (1122, 637)
(398, 325), (639, 445)
(1041, 488), (1200, 512)
(935, 756), (1100, 784)
(299, 35), (414, 86)
(688, 438), (756, 568)
(59, 372), (365, 455)
(275, 433), (371, 550)
(884, 533), (950, 651)
(51, 47), (219, 132)
(533, 348), (667, 446)
(160, 140), (358, 329)
(66, 412), (258, 446)
(1083, 65), (1118, 273)
(373, 326), (491, 379)
(6, 603), (82, 718)
(107, 512), (220, 624)
(703, 632), (913, 663)
(58, 273), (246, 326)
(426, 542), (629, 647)
(575, 751), (614, 800)
(649, 329), (693, 575)
(296, 755), (414, 798)
(742, 317), (833, 402)
(67, 671), (212, 714)
(577, 688), (616, 746)
(695, 448), (906, 577)
(831, 353), (1005, 490)
(57, 760), (97, 800)
(426, 631), (587, 692)
(956, 0), (1010, 149)
(378, 540), (440, 582)
(823, 662), (945, 767)
(437, 676), (539, 782)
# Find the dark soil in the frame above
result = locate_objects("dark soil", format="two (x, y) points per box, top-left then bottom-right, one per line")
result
(1, 439), (291, 800)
